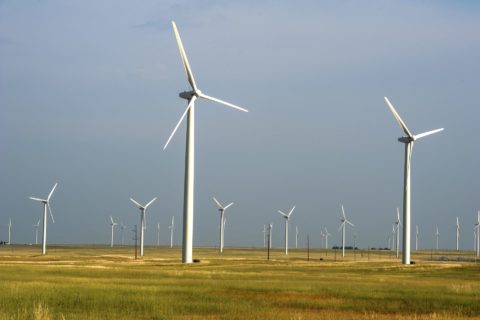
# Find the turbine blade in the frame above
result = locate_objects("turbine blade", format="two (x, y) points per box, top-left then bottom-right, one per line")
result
(213, 197), (223, 209)
(144, 197), (157, 209)
(338, 222), (345, 232)
(413, 128), (444, 140)
(341, 205), (346, 219)
(384, 97), (413, 138)
(48, 204), (55, 223)
(110, 216), (114, 224)
(288, 206), (296, 217)
(198, 93), (248, 113)
(47, 183), (58, 201)
(172, 21), (197, 91)
(277, 210), (288, 218)
(29, 197), (46, 202)
(346, 220), (355, 227)
(164, 96), (196, 150)
(223, 202), (234, 210)
(130, 198), (143, 209)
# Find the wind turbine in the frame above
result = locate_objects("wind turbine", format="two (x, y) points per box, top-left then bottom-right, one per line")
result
(384, 97), (443, 264)
(213, 197), (233, 253)
(339, 205), (354, 257)
(109, 216), (117, 248)
(7, 218), (11, 245)
(324, 227), (332, 249)
(277, 206), (295, 255)
(415, 224), (419, 251)
(130, 197), (157, 257)
(120, 222), (127, 246)
(263, 225), (267, 248)
(394, 208), (402, 258)
(435, 225), (440, 250)
(168, 216), (174, 248)
(269, 223), (273, 249)
(456, 217), (460, 251)
(163, 22), (248, 264)
(29, 183), (58, 255)
(34, 219), (40, 245)
(320, 229), (325, 249)
(157, 223), (161, 246)
(474, 211), (480, 256)
(391, 224), (396, 251)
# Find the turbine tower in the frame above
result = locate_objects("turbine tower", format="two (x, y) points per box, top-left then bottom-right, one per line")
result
(456, 217), (460, 251)
(277, 206), (295, 255)
(394, 208), (402, 258)
(474, 211), (480, 257)
(29, 183), (58, 255)
(109, 216), (117, 248)
(435, 225), (440, 250)
(130, 197), (157, 257)
(7, 218), (11, 245)
(34, 219), (40, 245)
(168, 216), (174, 248)
(384, 97), (443, 265)
(295, 226), (299, 249)
(338, 205), (354, 257)
(163, 21), (248, 264)
(213, 197), (234, 253)
(157, 223), (161, 246)
(263, 225), (267, 248)
(415, 224), (419, 251)
(269, 224), (273, 249)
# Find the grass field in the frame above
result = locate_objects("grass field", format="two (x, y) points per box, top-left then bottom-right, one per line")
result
(0, 245), (479, 319)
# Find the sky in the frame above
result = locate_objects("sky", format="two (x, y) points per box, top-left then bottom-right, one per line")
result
(1, 0), (479, 251)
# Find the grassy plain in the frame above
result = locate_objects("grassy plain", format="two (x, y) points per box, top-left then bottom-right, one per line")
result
(0, 245), (479, 319)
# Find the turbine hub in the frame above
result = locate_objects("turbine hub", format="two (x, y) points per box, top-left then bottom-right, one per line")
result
(398, 136), (413, 143)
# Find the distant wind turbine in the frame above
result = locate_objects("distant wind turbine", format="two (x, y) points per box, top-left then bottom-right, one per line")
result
(474, 211), (480, 256)
(109, 216), (117, 248)
(269, 224), (273, 249)
(384, 97), (443, 264)
(34, 219), (40, 245)
(394, 208), (402, 258)
(456, 217), (460, 251)
(157, 223), (161, 246)
(168, 216), (174, 248)
(29, 183), (58, 255)
(415, 224), (419, 251)
(338, 205), (354, 257)
(7, 218), (12, 245)
(213, 197), (234, 253)
(277, 206), (295, 255)
(295, 226), (299, 249)
(324, 227), (332, 249)
(130, 197), (157, 257)
(163, 21), (248, 264)
(263, 225), (267, 248)
(435, 225), (440, 250)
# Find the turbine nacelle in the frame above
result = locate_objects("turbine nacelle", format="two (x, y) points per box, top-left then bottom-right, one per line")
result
(398, 136), (414, 144)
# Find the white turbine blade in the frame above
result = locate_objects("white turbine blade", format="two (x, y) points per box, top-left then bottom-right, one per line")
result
(341, 205), (346, 219)
(277, 210), (288, 218)
(130, 198), (143, 209)
(346, 220), (355, 227)
(110, 216), (114, 224)
(172, 216), (174, 226)
(198, 93), (248, 113)
(413, 128), (444, 140)
(144, 197), (157, 209)
(29, 197), (46, 202)
(288, 206), (296, 217)
(223, 202), (234, 210)
(47, 204), (55, 223)
(397, 208), (401, 222)
(164, 96), (196, 150)
(384, 97), (413, 138)
(47, 183), (58, 201)
(172, 21), (197, 91)
(213, 197), (223, 209)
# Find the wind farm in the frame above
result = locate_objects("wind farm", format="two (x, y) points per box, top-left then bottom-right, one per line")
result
(1, 1), (480, 319)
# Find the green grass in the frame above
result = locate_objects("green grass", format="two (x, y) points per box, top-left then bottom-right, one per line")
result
(0, 245), (479, 319)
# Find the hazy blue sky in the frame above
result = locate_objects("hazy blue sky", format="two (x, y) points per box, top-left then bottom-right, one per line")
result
(1, 0), (479, 251)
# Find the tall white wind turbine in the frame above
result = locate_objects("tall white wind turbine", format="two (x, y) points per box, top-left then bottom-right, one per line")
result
(168, 216), (174, 248)
(324, 227), (332, 249)
(213, 197), (233, 253)
(394, 208), (402, 258)
(435, 225), (440, 250)
(385, 97), (443, 264)
(277, 206), (295, 255)
(415, 224), (419, 251)
(456, 217), (460, 251)
(163, 22), (248, 264)
(29, 183), (58, 255)
(295, 226), (299, 249)
(338, 205), (354, 257)
(130, 197), (157, 257)
(109, 216), (117, 248)
(34, 219), (40, 245)
(474, 211), (480, 256)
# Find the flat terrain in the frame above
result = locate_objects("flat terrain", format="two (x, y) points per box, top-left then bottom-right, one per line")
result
(0, 245), (479, 319)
